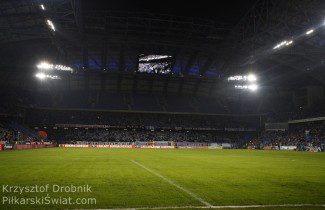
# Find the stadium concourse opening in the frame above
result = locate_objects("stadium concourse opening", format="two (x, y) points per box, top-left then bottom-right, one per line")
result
(0, 0), (324, 209)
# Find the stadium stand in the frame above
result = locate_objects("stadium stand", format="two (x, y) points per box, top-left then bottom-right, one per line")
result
(1, 1), (325, 210)
(0, 84), (323, 152)
(97, 92), (128, 110)
(248, 124), (324, 151)
(131, 94), (162, 111)
(0, 0), (324, 153)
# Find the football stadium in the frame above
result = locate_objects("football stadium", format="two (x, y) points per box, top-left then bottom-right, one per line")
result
(0, 0), (324, 209)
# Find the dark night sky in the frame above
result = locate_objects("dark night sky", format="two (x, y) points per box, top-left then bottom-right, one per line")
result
(83, 0), (258, 24)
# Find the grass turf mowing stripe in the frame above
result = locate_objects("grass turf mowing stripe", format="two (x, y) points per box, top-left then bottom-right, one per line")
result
(131, 160), (212, 207)
(76, 203), (325, 210)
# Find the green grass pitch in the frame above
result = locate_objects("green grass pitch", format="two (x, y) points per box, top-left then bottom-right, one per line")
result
(0, 148), (324, 209)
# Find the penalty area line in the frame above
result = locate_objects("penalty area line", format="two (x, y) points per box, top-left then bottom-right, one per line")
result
(131, 159), (212, 207)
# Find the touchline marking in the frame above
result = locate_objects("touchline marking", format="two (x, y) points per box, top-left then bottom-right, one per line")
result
(76, 203), (325, 210)
(131, 159), (212, 207)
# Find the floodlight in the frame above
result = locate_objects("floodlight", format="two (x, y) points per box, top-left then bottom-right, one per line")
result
(35, 73), (46, 80)
(285, 40), (293, 46)
(273, 40), (291, 50)
(228, 75), (243, 81)
(306, 29), (314, 35)
(46, 19), (55, 31)
(54, 64), (72, 71)
(35, 73), (60, 80)
(40, 4), (45, 10)
(37, 62), (52, 70)
(36, 62), (73, 72)
(273, 45), (280, 50)
(228, 74), (257, 82)
(247, 74), (257, 82)
(248, 84), (258, 91)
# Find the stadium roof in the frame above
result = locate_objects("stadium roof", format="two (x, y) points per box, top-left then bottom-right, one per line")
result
(0, 0), (324, 91)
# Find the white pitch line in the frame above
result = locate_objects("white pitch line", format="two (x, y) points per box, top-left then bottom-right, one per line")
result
(76, 203), (325, 210)
(131, 160), (212, 207)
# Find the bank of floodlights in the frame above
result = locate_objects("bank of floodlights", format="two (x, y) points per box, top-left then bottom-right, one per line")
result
(235, 84), (258, 91)
(228, 74), (257, 82)
(272, 17), (325, 52)
(35, 61), (73, 80)
(46, 19), (55, 31)
(273, 40), (293, 50)
(37, 61), (73, 72)
(228, 74), (258, 92)
(35, 73), (60, 80)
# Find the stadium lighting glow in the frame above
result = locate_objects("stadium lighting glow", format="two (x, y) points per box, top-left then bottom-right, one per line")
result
(247, 74), (257, 82)
(46, 19), (55, 31)
(35, 73), (46, 80)
(37, 62), (73, 72)
(228, 74), (257, 82)
(53, 64), (73, 71)
(35, 73), (60, 80)
(273, 40), (291, 49)
(228, 75), (244, 81)
(285, 40), (293, 46)
(271, 18), (325, 52)
(40, 4), (45, 10)
(235, 84), (258, 91)
(248, 84), (258, 91)
(37, 62), (52, 70)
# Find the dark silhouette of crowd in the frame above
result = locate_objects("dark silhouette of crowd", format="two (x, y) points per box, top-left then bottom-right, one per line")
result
(46, 128), (252, 146)
(26, 109), (260, 131)
(247, 122), (324, 151)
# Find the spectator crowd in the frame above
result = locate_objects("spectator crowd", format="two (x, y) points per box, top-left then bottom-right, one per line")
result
(46, 128), (251, 146)
(247, 123), (324, 151)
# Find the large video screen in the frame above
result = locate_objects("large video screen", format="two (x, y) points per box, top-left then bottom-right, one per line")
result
(138, 54), (173, 74)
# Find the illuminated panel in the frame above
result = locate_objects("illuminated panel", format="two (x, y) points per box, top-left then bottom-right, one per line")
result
(138, 54), (173, 74)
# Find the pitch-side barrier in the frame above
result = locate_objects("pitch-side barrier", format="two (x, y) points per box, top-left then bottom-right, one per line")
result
(59, 144), (210, 149)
